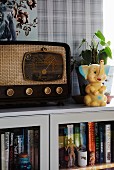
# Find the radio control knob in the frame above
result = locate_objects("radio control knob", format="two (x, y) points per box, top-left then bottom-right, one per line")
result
(56, 87), (63, 94)
(26, 88), (33, 95)
(7, 88), (14, 96)
(44, 87), (51, 95)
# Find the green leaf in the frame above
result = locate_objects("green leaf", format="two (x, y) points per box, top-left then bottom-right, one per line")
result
(98, 51), (108, 64)
(81, 50), (92, 65)
(95, 30), (105, 41)
(78, 39), (86, 49)
(100, 40), (106, 46)
(104, 46), (112, 59)
(106, 41), (111, 46)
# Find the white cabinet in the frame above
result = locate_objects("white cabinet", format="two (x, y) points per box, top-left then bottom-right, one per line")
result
(0, 108), (49, 170)
(1, 104), (114, 170)
(50, 104), (114, 170)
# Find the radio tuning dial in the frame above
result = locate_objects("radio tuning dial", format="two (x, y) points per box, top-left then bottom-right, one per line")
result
(7, 88), (14, 96)
(26, 88), (33, 95)
(56, 87), (63, 94)
(44, 87), (51, 95)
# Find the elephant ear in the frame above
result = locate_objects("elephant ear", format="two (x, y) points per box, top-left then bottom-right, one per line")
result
(104, 65), (110, 76)
(79, 65), (89, 79)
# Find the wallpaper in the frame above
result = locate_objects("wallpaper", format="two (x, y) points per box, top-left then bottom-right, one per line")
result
(0, 0), (38, 41)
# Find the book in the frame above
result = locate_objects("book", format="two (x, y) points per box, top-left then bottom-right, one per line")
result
(66, 124), (75, 167)
(63, 126), (69, 167)
(104, 124), (111, 163)
(1, 133), (5, 170)
(4, 132), (10, 170)
(99, 122), (105, 163)
(67, 124), (74, 143)
(80, 122), (87, 150)
(74, 123), (80, 149)
(74, 123), (80, 166)
(95, 122), (100, 164)
(27, 129), (34, 169)
(34, 129), (40, 170)
(64, 126), (68, 147)
(9, 132), (14, 170)
(59, 125), (66, 148)
(88, 122), (95, 166)
(111, 121), (114, 162)
(17, 134), (24, 154)
(59, 125), (66, 168)
(13, 128), (23, 167)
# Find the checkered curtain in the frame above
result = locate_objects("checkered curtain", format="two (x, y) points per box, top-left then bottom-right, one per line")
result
(37, 0), (103, 95)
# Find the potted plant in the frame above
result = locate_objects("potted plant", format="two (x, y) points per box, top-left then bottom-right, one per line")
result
(71, 30), (112, 103)
(71, 30), (112, 69)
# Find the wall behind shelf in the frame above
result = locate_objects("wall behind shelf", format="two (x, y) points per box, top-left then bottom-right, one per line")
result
(37, 0), (103, 95)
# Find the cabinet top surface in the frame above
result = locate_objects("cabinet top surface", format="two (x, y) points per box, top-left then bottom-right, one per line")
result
(0, 99), (114, 118)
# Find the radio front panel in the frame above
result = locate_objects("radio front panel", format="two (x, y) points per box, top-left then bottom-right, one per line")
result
(0, 41), (71, 106)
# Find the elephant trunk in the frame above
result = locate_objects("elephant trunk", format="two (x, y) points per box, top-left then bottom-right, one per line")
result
(97, 60), (106, 81)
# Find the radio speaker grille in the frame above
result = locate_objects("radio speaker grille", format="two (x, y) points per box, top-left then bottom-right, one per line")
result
(0, 44), (66, 85)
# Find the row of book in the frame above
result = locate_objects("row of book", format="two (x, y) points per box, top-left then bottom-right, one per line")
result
(0, 127), (40, 170)
(59, 121), (113, 168)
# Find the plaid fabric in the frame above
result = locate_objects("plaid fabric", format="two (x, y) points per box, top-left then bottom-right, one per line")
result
(37, 0), (103, 95)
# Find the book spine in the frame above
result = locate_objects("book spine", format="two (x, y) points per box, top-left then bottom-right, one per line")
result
(80, 122), (87, 150)
(17, 135), (24, 154)
(63, 126), (69, 166)
(64, 127), (68, 147)
(99, 123), (105, 163)
(9, 132), (14, 170)
(95, 122), (100, 164)
(5, 132), (10, 170)
(59, 125), (66, 168)
(13, 135), (18, 167)
(67, 124), (74, 143)
(34, 129), (39, 170)
(104, 124), (111, 163)
(88, 122), (95, 166)
(1, 133), (5, 170)
(111, 122), (114, 162)
(74, 123), (80, 166)
(28, 129), (34, 169)
(74, 123), (80, 149)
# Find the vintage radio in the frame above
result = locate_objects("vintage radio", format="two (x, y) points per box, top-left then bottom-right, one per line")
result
(0, 41), (71, 107)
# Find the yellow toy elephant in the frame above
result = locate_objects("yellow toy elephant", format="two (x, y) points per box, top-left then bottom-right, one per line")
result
(79, 60), (110, 106)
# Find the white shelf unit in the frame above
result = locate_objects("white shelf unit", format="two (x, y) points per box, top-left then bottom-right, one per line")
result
(50, 104), (114, 170)
(0, 108), (49, 170)
(1, 103), (114, 170)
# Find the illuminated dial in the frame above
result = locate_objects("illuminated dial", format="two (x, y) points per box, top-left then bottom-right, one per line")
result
(23, 51), (63, 81)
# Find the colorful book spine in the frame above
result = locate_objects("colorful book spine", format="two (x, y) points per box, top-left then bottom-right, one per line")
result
(74, 123), (80, 166)
(88, 122), (95, 166)
(104, 124), (111, 163)
(64, 127), (68, 147)
(95, 122), (100, 164)
(74, 123), (80, 149)
(5, 132), (10, 170)
(63, 126), (69, 165)
(99, 123), (105, 163)
(80, 122), (87, 150)
(1, 133), (5, 170)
